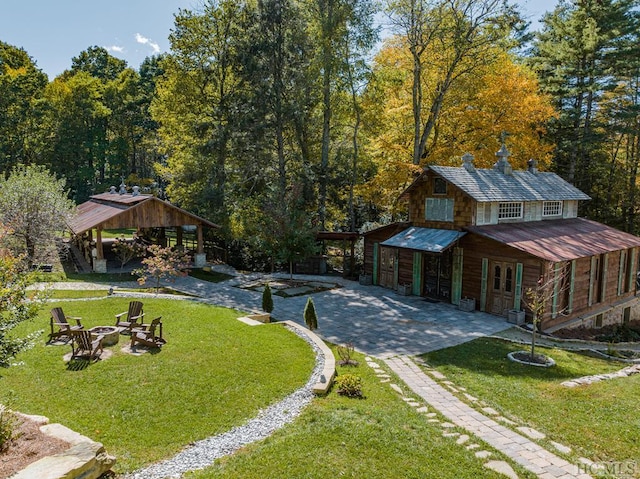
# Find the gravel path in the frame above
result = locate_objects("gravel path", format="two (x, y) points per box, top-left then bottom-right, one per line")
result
(124, 325), (324, 479)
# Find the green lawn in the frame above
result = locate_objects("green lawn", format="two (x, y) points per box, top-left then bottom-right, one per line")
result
(1, 297), (314, 473)
(185, 349), (535, 479)
(421, 338), (640, 465)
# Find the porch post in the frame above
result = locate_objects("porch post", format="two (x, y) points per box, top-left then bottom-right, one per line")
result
(480, 258), (488, 312)
(93, 227), (107, 273)
(194, 224), (206, 267)
(451, 248), (463, 306)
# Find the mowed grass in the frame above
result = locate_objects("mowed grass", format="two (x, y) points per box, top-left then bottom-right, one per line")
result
(421, 338), (640, 464)
(185, 349), (535, 479)
(1, 297), (315, 473)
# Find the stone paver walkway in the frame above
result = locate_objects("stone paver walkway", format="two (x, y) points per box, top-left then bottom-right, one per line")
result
(385, 355), (593, 479)
(169, 273), (511, 359)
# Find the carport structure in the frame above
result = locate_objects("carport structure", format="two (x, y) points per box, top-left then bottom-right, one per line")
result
(67, 191), (219, 272)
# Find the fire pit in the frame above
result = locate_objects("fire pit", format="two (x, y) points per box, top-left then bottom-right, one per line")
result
(89, 326), (119, 347)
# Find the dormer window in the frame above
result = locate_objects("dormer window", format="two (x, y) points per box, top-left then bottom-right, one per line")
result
(433, 177), (447, 195)
(543, 201), (562, 217)
(498, 202), (522, 219)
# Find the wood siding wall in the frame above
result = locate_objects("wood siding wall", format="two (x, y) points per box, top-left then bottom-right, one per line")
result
(459, 234), (542, 311)
(461, 234), (640, 330)
(408, 171), (474, 229)
(363, 224), (409, 277)
(99, 199), (206, 230)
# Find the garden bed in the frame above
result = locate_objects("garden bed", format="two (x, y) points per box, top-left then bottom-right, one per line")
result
(0, 414), (69, 478)
(239, 279), (340, 298)
(554, 320), (640, 342)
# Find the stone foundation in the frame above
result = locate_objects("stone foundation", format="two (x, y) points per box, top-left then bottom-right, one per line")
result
(556, 296), (640, 331)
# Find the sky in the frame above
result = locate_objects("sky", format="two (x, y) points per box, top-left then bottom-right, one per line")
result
(0, 0), (557, 80)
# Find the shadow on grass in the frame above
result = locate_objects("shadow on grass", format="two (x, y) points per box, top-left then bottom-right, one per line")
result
(66, 358), (93, 371)
(421, 337), (599, 381)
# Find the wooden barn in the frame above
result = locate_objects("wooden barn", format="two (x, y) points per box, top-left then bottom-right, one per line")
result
(363, 147), (640, 331)
(67, 189), (219, 272)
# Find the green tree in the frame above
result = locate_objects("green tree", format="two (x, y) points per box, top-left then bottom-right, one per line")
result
(303, 296), (318, 330)
(152, 1), (248, 235)
(0, 164), (75, 265)
(532, 0), (640, 217)
(0, 42), (48, 171)
(262, 283), (274, 313)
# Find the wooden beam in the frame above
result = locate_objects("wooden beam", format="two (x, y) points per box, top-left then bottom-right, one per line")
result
(95, 228), (104, 260)
(196, 224), (204, 254)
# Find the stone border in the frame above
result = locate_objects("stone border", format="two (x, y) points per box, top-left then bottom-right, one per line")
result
(10, 413), (115, 479)
(275, 321), (336, 395)
(507, 351), (556, 368)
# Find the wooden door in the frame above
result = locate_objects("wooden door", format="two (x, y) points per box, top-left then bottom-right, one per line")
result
(379, 247), (397, 289)
(489, 261), (515, 315)
(423, 251), (453, 301)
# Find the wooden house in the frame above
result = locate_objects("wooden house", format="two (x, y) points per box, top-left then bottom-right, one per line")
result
(363, 147), (640, 331)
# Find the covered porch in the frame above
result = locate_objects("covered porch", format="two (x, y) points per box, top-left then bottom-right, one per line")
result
(67, 191), (219, 272)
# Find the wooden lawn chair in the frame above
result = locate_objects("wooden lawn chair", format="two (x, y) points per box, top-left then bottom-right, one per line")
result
(130, 317), (165, 349)
(115, 301), (144, 334)
(70, 330), (103, 361)
(49, 307), (83, 342)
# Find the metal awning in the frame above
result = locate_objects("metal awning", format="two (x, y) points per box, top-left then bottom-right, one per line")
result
(380, 227), (465, 253)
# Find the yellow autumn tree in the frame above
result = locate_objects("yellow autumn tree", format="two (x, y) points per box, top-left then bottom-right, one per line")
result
(360, 38), (556, 213)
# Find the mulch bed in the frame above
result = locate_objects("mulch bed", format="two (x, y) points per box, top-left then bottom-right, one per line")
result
(0, 414), (69, 479)
(553, 320), (640, 342)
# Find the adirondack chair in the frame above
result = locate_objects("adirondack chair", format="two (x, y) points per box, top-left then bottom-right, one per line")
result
(49, 307), (83, 342)
(130, 317), (165, 349)
(115, 301), (144, 334)
(70, 330), (103, 361)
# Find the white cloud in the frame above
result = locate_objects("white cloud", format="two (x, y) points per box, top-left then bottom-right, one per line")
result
(135, 33), (160, 53)
(106, 45), (124, 53)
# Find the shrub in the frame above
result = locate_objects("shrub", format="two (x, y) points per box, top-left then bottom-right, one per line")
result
(0, 405), (15, 452)
(304, 297), (318, 331)
(337, 342), (359, 367)
(262, 283), (274, 313)
(335, 373), (363, 398)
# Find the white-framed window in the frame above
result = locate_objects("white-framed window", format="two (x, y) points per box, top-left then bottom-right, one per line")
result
(498, 202), (523, 219)
(542, 201), (563, 217)
(426, 198), (454, 222)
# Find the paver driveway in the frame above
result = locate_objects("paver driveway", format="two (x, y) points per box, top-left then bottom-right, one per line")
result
(173, 273), (511, 358)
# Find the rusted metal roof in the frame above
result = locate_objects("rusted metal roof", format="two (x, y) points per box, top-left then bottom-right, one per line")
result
(381, 227), (465, 253)
(465, 218), (640, 262)
(68, 193), (219, 235)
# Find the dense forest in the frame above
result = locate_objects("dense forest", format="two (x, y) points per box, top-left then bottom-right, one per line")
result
(2, 0), (640, 261)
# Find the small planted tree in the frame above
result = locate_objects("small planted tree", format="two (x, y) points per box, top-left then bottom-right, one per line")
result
(304, 297), (318, 331)
(112, 237), (145, 271)
(133, 244), (191, 292)
(262, 283), (274, 314)
(523, 262), (570, 363)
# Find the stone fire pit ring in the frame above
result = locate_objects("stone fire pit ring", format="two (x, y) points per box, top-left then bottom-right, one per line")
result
(89, 326), (119, 347)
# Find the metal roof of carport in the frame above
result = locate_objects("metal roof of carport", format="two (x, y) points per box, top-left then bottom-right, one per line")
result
(380, 227), (466, 253)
